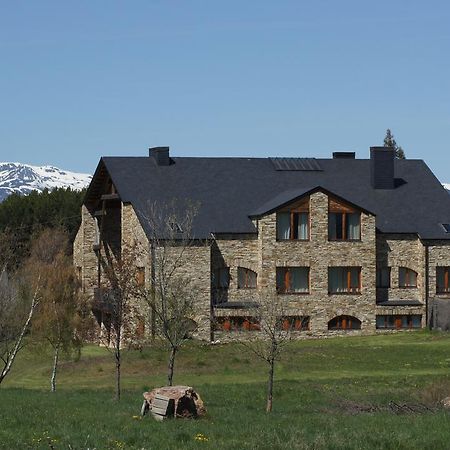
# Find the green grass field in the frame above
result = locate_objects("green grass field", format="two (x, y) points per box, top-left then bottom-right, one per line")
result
(1, 331), (450, 449)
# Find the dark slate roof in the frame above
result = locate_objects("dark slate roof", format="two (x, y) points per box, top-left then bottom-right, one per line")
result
(95, 155), (450, 240)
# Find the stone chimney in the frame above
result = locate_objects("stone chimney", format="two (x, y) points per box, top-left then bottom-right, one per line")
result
(370, 147), (395, 189)
(149, 147), (170, 166)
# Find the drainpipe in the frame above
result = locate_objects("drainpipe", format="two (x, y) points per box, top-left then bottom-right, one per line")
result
(425, 242), (430, 329)
(150, 240), (156, 339)
(209, 233), (216, 343)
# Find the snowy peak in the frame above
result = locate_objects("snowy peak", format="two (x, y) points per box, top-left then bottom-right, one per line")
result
(0, 162), (92, 202)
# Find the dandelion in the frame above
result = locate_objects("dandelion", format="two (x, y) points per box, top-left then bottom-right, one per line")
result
(194, 433), (209, 442)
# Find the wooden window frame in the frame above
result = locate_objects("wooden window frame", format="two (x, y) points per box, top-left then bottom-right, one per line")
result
(276, 198), (310, 241)
(399, 267), (418, 289)
(280, 316), (310, 331)
(237, 267), (257, 289)
(328, 267), (362, 294)
(328, 198), (361, 242)
(328, 315), (361, 330)
(376, 315), (422, 330)
(276, 267), (310, 295)
(215, 316), (261, 332)
(436, 266), (450, 294)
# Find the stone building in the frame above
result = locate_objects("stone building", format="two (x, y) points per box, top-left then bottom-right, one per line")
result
(73, 146), (450, 340)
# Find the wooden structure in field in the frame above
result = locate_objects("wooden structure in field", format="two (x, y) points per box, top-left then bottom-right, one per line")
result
(141, 386), (206, 421)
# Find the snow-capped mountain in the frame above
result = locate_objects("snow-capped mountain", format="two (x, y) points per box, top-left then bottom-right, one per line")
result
(0, 162), (92, 202)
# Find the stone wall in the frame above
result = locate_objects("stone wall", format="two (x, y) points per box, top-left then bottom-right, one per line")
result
(214, 191), (378, 337)
(376, 234), (425, 302)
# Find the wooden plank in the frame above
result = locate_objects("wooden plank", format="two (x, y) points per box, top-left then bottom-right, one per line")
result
(151, 406), (169, 416)
(101, 193), (120, 201)
(153, 398), (170, 410)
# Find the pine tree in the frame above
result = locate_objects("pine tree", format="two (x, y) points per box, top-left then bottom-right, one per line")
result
(383, 129), (406, 159)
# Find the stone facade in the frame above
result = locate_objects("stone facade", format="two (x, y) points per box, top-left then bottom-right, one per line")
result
(213, 191), (377, 339)
(75, 188), (448, 341)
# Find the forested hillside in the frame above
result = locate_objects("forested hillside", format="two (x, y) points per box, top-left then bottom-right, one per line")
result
(0, 187), (86, 264)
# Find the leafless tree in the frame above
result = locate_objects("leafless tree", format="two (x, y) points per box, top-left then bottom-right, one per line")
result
(240, 293), (307, 413)
(0, 231), (43, 386)
(98, 244), (142, 400)
(139, 199), (199, 386)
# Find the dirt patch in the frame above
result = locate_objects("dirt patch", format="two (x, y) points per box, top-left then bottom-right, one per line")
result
(334, 399), (438, 415)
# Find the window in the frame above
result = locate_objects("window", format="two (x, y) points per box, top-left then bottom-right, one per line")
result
(237, 267), (257, 289)
(436, 267), (450, 294)
(328, 315), (361, 330)
(276, 267), (310, 294)
(279, 316), (310, 331)
(215, 316), (260, 332)
(399, 267), (418, 288)
(328, 198), (361, 241)
(376, 267), (391, 288)
(136, 267), (145, 287)
(328, 267), (361, 294)
(212, 267), (230, 289)
(328, 212), (361, 240)
(376, 315), (422, 329)
(441, 224), (450, 233)
(276, 198), (310, 240)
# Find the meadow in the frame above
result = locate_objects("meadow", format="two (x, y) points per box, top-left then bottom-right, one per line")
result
(1, 331), (450, 449)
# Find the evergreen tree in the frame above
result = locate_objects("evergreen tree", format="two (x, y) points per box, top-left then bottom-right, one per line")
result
(383, 129), (406, 159)
(0, 187), (86, 265)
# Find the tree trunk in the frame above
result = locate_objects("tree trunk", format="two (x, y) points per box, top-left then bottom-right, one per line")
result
(0, 287), (40, 386)
(266, 360), (274, 413)
(167, 346), (177, 386)
(50, 343), (60, 392)
(115, 346), (121, 401)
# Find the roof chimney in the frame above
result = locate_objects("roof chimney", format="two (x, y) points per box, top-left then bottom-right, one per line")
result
(149, 146), (170, 166)
(333, 152), (355, 159)
(370, 147), (395, 189)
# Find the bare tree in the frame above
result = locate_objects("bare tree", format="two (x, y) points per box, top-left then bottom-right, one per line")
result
(0, 231), (42, 386)
(98, 245), (142, 400)
(240, 293), (307, 413)
(31, 228), (85, 392)
(139, 200), (199, 386)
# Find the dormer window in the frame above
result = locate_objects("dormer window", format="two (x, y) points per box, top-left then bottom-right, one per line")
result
(276, 198), (310, 240)
(328, 198), (361, 241)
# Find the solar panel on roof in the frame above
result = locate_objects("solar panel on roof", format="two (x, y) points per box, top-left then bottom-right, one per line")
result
(269, 157), (323, 171)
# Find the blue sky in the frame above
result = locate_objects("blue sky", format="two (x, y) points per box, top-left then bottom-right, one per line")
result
(1, 1), (449, 181)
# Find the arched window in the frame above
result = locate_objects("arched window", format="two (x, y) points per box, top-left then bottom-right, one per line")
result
(328, 315), (361, 330)
(399, 267), (418, 288)
(237, 267), (257, 289)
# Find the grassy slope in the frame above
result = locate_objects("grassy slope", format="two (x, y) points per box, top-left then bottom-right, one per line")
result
(1, 331), (450, 449)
